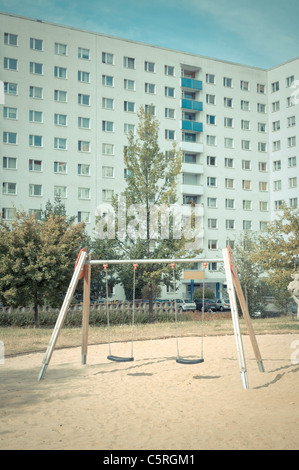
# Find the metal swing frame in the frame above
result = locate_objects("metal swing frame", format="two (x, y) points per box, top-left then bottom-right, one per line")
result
(37, 247), (265, 389)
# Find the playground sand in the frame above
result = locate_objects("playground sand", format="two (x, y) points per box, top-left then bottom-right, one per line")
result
(0, 334), (298, 450)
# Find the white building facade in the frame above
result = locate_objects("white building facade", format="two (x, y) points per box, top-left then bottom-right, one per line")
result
(1, 13), (299, 299)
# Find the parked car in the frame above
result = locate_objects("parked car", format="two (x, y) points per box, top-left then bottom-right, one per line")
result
(216, 299), (231, 311)
(195, 299), (217, 312)
(176, 299), (197, 311)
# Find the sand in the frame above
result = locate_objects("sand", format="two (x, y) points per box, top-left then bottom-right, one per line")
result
(0, 333), (298, 450)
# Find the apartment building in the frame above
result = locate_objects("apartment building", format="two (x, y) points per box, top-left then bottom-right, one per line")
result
(1, 12), (299, 299)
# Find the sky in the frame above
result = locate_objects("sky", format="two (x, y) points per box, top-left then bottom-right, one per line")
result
(1, 0), (299, 69)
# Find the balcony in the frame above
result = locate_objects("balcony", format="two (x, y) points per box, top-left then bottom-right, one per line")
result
(181, 77), (202, 90)
(181, 99), (203, 111)
(181, 120), (203, 132)
(180, 141), (203, 153)
(182, 162), (203, 174)
(181, 184), (204, 196)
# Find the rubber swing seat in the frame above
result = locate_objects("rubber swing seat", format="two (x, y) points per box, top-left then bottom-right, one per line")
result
(176, 357), (204, 365)
(107, 355), (134, 363)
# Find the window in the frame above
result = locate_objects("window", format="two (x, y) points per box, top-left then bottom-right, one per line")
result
(54, 162), (67, 174)
(274, 200), (284, 210)
(240, 80), (249, 91)
(258, 162), (267, 172)
(289, 177), (297, 188)
(273, 160), (281, 171)
(2, 208), (16, 220)
(145, 61), (155, 72)
(54, 113), (67, 126)
(208, 240), (218, 250)
(30, 62), (43, 75)
(102, 75), (113, 87)
(207, 176), (217, 187)
(124, 123), (135, 134)
(29, 184), (42, 196)
(286, 75), (294, 87)
(288, 136), (296, 148)
(4, 82), (18, 95)
(207, 135), (216, 146)
(258, 123), (266, 133)
(124, 79), (135, 91)
(207, 156), (216, 166)
(102, 189), (114, 201)
(30, 86), (43, 99)
(2, 182), (16, 195)
(102, 166), (114, 178)
(258, 103), (266, 113)
(78, 211), (90, 223)
(29, 110), (42, 123)
(54, 137), (67, 150)
(241, 120), (250, 130)
(260, 201), (268, 211)
(241, 140), (250, 150)
(225, 199), (235, 209)
(102, 52), (114, 64)
(55, 43), (67, 55)
(288, 156), (296, 168)
(4, 57), (17, 70)
(243, 220), (252, 230)
(145, 83), (155, 94)
(259, 181), (268, 192)
(258, 142), (267, 152)
(287, 96), (295, 107)
(243, 200), (252, 210)
(3, 107), (17, 120)
(208, 218), (218, 229)
(54, 66), (67, 79)
(165, 87), (175, 97)
(272, 120), (280, 131)
(78, 71), (90, 83)
(54, 186), (67, 198)
(54, 90), (67, 102)
(78, 187), (90, 199)
(78, 47), (90, 60)
(3, 156), (17, 170)
(272, 101), (280, 112)
(287, 116), (296, 127)
(290, 198), (298, 208)
(224, 97), (233, 108)
(3, 132), (17, 144)
(271, 81), (279, 92)
(272, 140), (281, 151)
(183, 153), (196, 164)
(165, 108), (175, 119)
(102, 121), (114, 132)
(4, 32), (18, 46)
(273, 180), (281, 191)
(257, 84), (265, 94)
(241, 100), (250, 111)
(224, 137), (234, 148)
(78, 117), (90, 129)
(226, 219), (235, 229)
(78, 93), (90, 106)
(30, 38), (43, 51)
(242, 160), (251, 170)
(78, 140), (91, 152)
(223, 77), (232, 87)
(124, 101), (135, 112)
(165, 65), (174, 76)
(165, 129), (175, 140)
(224, 117), (233, 128)
(224, 158), (234, 168)
(78, 163), (90, 176)
(225, 178), (234, 189)
(29, 159), (42, 172)
(206, 115), (216, 125)
(207, 198), (217, 208)
(123, 57), (135, 69)
(206, 74), (215, 84)
(206, 94), (216, 105)
(102, 143), (114, 155)
(242, 180), (251, 190)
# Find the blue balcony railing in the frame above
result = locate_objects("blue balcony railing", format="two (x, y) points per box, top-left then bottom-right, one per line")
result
(181, 99), (203, 111)
(181, 77), (202, 90)
(181, 120), (203, 132)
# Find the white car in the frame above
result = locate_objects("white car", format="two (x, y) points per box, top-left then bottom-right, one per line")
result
(176, 299), (197, 311)
(216, 299), (230, 311)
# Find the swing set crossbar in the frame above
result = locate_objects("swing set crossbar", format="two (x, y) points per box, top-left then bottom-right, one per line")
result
(88, 258), (224, 265)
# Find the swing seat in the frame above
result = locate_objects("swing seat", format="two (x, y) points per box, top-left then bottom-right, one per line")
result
(176, 357), (204, 365)
(107, 355), (134, 363)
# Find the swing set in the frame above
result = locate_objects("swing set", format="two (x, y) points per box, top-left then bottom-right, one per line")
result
(37, 246), (265, 389)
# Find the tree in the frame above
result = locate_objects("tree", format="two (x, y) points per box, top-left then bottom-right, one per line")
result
(95, 106), (202, 321)
(252, 204), (299, 313)
(0, 208), (87, 326)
